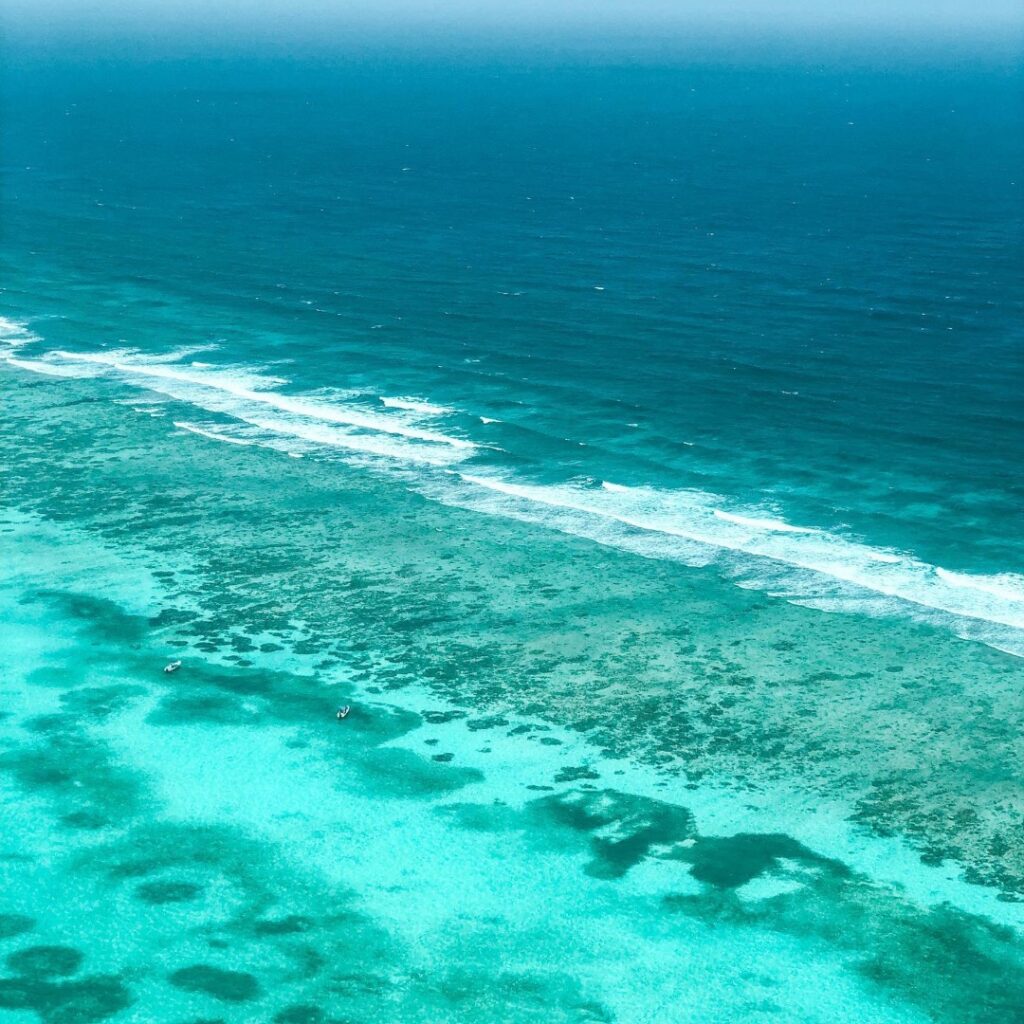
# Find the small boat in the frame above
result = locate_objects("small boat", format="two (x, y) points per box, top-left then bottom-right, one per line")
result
(163, 660), (182, 674)
(336, 706), (351, 721)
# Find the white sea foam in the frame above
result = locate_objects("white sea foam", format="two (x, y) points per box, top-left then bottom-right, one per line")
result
(461, 475), (724, 552)
(10, 347), (475, 471)
(5, 357), (91, 378)
(380, 396), (453, 416)
(46, 349), (476, 453)
(442, 474), (1024, 654)
(935, 567), (1024, 604)
(173, 421), (255, 446)
(235, 413), (463, 465)
(712, 509), (818, 534)
(11, 338), (1023, 656)
(123, 345), (220, 365)
(480, 416), (500, 424)
(0, 317), (42, 350)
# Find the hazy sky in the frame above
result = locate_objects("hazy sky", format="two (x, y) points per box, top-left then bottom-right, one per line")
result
(3, 0), (1022, 59)
(4, 0), (1022, 33)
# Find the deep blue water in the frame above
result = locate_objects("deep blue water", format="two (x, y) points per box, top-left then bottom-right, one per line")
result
(4, 53), (1023, 570)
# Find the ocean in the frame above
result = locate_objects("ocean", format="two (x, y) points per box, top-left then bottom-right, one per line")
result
(1, 37), (1023, 1023)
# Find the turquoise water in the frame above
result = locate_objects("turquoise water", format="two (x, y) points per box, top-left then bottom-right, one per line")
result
(2, 41), (1024, 1023)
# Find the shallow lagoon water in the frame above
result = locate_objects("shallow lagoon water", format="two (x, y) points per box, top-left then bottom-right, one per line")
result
(3, 504), (1024, 1024)
(3, 370), (1024, 1022)
(2, 45), (1024, 1023)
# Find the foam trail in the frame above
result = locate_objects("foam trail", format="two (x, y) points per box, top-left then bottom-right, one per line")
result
(12, 340), (1023, 655)
(10, 347), (475, 468)
(713, 509), (818, 534)
(461, 475), (727, 550)
(445, 474), (1024, 653)
(936, 568), (1024, 604)
(49, 350), (475, 450)
(869, 551), (902, 564)
(122, 345), (221, 365)
(6, 357), (93, 378)
(0, 317), (42, 350)
(173, 421), (255, 446)
(236, 413), (465, 465)
(381, 396), (453, 416)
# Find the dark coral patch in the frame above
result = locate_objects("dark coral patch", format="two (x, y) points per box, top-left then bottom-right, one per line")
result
(24, 715), (71, 736)
(0, 970), (132, 1023)
(0, 732), (143, 823)
(553, 765), (599, 783)
(42, 976), (134, 1022)
(356, 748), (483, 797)
(421, 710), (466, 725)
(466, 716), (509, 732)
(61, 810), (111, 831)
(147, 607), (197, 628)
(146, 692), (253, 727)
(274, 1005), (325, 1024)
(135, 881), (203, 905)
(168, 965), (261, 1002)
(662, 860), (1024, 1024)
(61, 685), (147, 721)
(0, 915), (35, 940)
(252, 915), (314, 936)
(33, 591), (150, 645)
(7, 945), (84, 978)
(682, 833), (843, 890)
(531, 789), (694, 879)
(25, 666), (78, 689)
(0, 974), (47, 1011)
